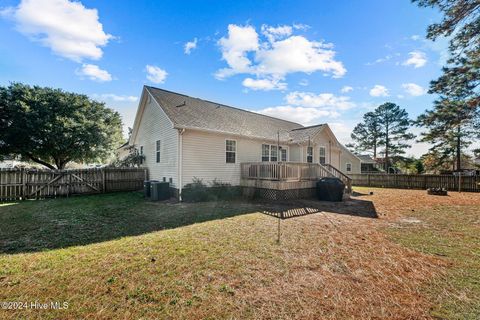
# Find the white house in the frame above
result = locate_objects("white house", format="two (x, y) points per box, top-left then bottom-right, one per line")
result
(129, 86), (360, 199)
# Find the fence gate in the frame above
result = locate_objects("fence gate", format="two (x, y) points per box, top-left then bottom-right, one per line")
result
(0, 168), (147, 201)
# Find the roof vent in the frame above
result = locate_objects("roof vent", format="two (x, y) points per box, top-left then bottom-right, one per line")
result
(176, 101), (186, 108)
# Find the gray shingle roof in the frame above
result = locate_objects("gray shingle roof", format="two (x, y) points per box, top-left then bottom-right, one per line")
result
(146, 86), (324, 142)
(289, 124), (326, 143)
(357, 154), (376, 163)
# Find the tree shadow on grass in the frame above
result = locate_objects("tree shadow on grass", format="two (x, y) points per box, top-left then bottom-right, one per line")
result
(0, 192), (378, 255)
(260, 198), (378, 219)
(0, 192), (261, 255)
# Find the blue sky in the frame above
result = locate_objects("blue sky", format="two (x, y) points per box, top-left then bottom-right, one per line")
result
(0, 0), (448, 155)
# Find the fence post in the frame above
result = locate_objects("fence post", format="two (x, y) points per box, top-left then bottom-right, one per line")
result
(102, 169), (107, 193)
(22, 168), (27, 200)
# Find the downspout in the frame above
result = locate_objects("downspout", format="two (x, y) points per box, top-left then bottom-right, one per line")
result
(177, 128), (185, 201)
(329, 140), (332, 164)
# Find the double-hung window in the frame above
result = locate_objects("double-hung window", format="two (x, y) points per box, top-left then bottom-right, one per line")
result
(262, 144), (270, 162)
(139, 146), (144, 164)
(319, 146), (326, 165)
(270, 145), (278, 162)
(306, 146), (313, 163)
(155, 140), (161, 163)
(280, 148), (287, 162)
(346, 163), (352, 172)
(226, 140), (236, 163)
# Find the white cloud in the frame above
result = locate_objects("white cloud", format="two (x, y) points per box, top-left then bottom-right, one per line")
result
(255, 35), (346, 77)
(76, 64), (112, 82)
(402, 83), (427, 96)
(402, 51), (427, 68)
(215, 24), (346, 91)
(261, 24), (292, 42)
(369, 85), (389, 97)
(340, 86), (353, 93)
(145, 65), (168, 84)
(411, 35), (421, 41)
(242, 77), (287, 91)
(215, 24), (259, 79)
(4, 0), (112, 62)
(92, 94), (138, 102)
(184, 37), (198, 54)
(257, 106), (338, 126)
(255, 90), (356, 126)
(285, 91), (355, 110)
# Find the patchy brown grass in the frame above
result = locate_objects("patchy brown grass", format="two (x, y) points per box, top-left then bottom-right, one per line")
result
(0, 189), (479, 319)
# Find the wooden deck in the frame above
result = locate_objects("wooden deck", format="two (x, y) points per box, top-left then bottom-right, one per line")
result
(240, 162), (352, 200)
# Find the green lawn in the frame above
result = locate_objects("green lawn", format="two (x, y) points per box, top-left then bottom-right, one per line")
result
(0, 189), (479, 319)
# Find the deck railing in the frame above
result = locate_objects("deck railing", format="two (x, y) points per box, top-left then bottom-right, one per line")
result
(325, 164), (353, 193)
(240, 162), (335, 181)
(240, 162), (353, 193)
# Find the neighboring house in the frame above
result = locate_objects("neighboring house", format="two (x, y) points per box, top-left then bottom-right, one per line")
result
(0, 156), (24, 169)
(357, 155), (382, 173)
(129, 86), (360, 199)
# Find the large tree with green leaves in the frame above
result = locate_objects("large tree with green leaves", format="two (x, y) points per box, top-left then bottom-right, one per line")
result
(349, 111), (382, 158)
(0, 83), (124, 169)
(413, 0), (480, 170)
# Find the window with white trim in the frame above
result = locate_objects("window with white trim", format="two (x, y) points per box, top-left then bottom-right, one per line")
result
(270, 145), (278, 162)
(280, 148), (287, 162)
(226, 140), (236, 163)
(306, 146), (313, 163)
(155, 140), (161, 163)
(319, 146), (326, 165)
(139, 146), (144, 164)
(346, 163), (352, 172)
(262, 144), (270, 162)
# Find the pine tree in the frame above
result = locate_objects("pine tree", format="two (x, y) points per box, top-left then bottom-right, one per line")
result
(349, 112), (382, 158)
(376, 103), (416, 170)
(413, 0), (480, 170)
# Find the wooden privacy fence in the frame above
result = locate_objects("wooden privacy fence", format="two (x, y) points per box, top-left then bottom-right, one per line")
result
(0, 167), (148, 201)
(350, 173), (480, 192)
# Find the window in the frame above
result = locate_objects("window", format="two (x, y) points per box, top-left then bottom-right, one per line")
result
(281, 148), (287, 162)
(139, 146), (144, 164)
(155, 140), (161, 163)
(346, 163), (352, 172)
(226, 140), (236, 163)
(319, 146), (326, 165)
(306, 146), (313, 163)
(270, 145), (278, 162)
(262, 144), (270, 162)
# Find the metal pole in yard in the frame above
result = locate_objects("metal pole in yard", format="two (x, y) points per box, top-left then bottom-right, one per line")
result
(277, 212), (282, 244)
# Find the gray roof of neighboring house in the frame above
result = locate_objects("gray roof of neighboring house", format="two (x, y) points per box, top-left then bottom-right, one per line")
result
(145, 86), (325, 142)
(357, 154), (376, 163)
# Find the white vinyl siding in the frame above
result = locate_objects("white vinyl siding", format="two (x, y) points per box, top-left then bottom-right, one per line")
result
(132, 96), (178, 187)
(182, 130), (269, 187)
(340, 147), (361, 174)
